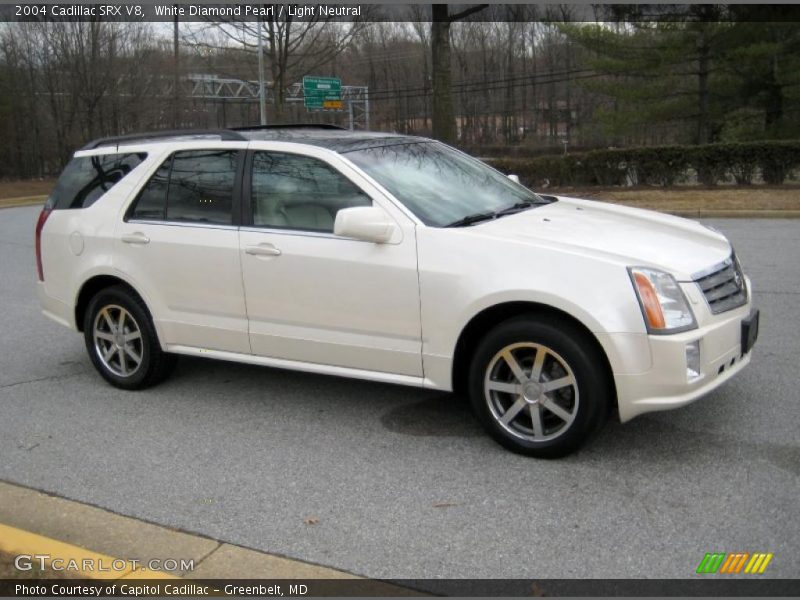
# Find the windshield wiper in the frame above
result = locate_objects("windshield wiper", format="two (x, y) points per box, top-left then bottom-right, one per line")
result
(444, 211), (498, 228)
(497, 201), (543, 215)
(444, 200), (546, 228)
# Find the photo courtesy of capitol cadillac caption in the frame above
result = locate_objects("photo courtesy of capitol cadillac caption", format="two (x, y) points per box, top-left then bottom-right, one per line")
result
(14, 584), (304, 597)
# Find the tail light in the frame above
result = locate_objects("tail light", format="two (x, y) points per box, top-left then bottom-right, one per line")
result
(35, 208), (52, 281)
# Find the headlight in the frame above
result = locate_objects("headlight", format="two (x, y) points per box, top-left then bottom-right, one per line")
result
(628, 267), (697, 334)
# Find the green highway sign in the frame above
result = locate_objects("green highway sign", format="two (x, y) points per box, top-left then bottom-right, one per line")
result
(303, 76), (343, 111)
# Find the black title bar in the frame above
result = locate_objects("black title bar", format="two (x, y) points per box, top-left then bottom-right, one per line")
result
(3, 3), (800, 22)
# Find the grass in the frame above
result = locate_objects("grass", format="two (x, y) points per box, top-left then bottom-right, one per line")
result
(550, 185), (800, 212)
(0, 196), (46, 209)
(0, 179), (53, 209)
(0, 179), (55, 199)
(1, 178), (798, 214)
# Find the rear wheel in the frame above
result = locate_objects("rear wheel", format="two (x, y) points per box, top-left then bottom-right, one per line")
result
(468, 315), (610, 458)
(83, 286), (175, 390)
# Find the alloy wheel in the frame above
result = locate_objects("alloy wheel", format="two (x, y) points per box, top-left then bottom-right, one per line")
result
(92, 304), (143, 378)
(484, 342), (579, 442)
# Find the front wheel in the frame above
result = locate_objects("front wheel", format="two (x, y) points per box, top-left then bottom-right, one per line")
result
(468, 316), (611, 458)
(83, 285), (175, 390)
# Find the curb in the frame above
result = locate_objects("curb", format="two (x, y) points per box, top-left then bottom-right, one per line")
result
(0, 523), (179, 580)
(0, 480), (368, 582)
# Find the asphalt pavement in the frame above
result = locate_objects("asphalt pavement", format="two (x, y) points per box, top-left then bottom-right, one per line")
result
(0, 205), (797, 580)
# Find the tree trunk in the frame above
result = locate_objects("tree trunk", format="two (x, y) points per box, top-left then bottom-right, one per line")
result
(431, 5), (456, 144)
(173, 14), (180, 128)
(696, 26), (711, 145)
(503, 26), (514, 144)
(764, 52), (783, 135)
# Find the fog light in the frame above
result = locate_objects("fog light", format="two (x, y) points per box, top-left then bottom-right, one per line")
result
(685, 340), (701, 381)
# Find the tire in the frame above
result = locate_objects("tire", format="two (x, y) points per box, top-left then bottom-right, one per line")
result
(467, 315), (610, 458)
(83, 285), (176, 390)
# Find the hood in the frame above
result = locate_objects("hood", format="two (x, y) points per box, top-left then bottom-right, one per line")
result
(473, 196), (731, 281)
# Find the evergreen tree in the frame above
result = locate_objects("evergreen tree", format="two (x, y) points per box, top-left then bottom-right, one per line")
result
(562, 7), (800, 145)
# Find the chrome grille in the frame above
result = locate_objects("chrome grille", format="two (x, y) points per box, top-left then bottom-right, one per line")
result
(694, 255), (747, 315)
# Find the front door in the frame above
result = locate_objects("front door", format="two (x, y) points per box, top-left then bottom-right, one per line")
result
(239, 149), (422, 377)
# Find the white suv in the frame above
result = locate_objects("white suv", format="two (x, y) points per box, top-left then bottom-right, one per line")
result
(36, 126), (759, 457)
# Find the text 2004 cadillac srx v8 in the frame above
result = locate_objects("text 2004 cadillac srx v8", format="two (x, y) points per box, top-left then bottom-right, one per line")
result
(36, 126), (759, 457)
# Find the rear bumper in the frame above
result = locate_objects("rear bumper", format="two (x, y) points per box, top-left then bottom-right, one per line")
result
(614, 303), (756, 422)
(37, 282), (76, 330)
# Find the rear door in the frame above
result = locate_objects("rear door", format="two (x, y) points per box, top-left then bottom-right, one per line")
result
(238, 146), (423, 377)
(114, 143), (250, 354)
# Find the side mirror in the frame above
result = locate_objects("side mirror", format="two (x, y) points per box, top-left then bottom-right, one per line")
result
(334, 206), (398, 244)
(507, 174), (521, 184)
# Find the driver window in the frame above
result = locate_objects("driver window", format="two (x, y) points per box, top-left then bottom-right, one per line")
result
(251, 151), (371, 232)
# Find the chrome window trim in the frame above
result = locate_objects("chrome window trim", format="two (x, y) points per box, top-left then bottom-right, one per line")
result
(239, 225), (371, 243)
(126, 219), (238, 232)
(125, 221), (374, 242)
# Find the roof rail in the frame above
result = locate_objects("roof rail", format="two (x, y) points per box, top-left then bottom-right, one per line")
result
(81, 129), (247, 150)
(232, 124), (346, 131)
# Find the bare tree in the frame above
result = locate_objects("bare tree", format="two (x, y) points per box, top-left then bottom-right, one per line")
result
(431, 4), (487, 144)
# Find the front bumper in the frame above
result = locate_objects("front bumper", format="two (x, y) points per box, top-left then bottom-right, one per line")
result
(614, 301), (758, 423)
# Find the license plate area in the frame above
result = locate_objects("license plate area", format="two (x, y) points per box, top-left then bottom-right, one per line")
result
(741, 309), (760, 356)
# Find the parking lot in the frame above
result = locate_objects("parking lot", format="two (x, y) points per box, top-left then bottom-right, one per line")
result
(0, 204), (797, 580)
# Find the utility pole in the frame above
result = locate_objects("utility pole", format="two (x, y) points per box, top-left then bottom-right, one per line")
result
(256, 17), (267, 126)
(348, 100), (354, 131)
(365, 88), (370, 130)
(173, 10), (180, 128)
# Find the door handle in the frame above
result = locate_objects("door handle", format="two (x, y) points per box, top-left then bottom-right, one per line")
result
(121, 232), (150, 245)
(245, 244), (282, 257)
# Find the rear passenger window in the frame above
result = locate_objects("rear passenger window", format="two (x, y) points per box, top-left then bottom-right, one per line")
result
(167, 150), (237, 224)
(46, 153), (146, 210)
(129, 150), (239, 225)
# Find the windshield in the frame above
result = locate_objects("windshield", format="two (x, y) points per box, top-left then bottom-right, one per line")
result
(343, 141), (551, 227)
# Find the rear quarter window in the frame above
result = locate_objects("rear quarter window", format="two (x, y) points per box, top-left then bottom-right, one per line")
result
(46, 153), (146, 210)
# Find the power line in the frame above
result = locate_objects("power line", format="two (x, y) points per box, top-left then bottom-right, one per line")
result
(367, 71), (604, 104)
(365, 67), (596, 100)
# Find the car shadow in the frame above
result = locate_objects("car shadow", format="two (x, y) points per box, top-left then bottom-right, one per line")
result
(170, 354), (427, 411)
(171, 355), (482, 436)
(380, 392), (483, 437)
(164, 356), (799, 473)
